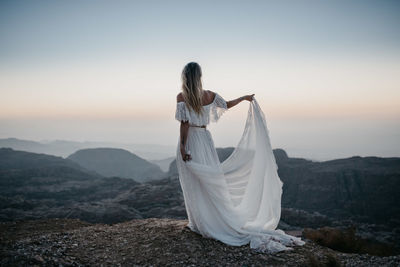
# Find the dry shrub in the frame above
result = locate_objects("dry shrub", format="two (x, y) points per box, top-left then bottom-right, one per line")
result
(305, 252), (341, 267)
(304, 226), (398, 256)
(326, 252), (341, 267)
(305, 252), (322, 267)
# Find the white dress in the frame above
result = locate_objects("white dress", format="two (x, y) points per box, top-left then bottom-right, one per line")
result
(175, 93), (305, 254)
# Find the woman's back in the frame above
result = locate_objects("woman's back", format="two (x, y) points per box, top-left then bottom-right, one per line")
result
(176, 89), (216, 107)
(175, 90), (228, 126)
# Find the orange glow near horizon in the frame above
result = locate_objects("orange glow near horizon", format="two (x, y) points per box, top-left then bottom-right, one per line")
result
(0, 98), (399, 121)
(1, 55), (399, 121)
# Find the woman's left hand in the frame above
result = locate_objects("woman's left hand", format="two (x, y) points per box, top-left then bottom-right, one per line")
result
(243, 94), (255, 101)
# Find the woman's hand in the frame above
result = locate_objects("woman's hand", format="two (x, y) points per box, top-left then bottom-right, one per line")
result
(180, 146), (192, 162)
(243, 94), (255, 101)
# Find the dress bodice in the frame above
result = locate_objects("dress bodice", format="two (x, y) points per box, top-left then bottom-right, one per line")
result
(175, 92), (228, 126)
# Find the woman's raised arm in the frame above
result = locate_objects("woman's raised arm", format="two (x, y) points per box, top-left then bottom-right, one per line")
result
(226, 94), (255, 109)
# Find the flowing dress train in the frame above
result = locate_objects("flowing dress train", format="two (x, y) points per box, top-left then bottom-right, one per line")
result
(175, 93), (305, 254)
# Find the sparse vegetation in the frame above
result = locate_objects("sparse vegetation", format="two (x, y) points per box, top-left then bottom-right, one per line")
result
(304, 226), (399, 256)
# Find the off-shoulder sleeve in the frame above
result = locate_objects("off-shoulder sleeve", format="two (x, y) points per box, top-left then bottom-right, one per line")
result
(175, 102), (189, 122)
(210, 93), (228, 122)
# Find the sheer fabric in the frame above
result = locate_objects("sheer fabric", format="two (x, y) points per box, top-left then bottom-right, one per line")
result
(175, 93), (305, 254)
(175, 93), (228, 125)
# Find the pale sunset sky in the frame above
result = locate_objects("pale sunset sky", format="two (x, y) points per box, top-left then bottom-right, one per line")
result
(1, 0), (399, 160)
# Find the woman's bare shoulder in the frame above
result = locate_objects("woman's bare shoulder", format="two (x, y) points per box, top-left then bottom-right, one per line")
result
(177, 90), (216, 104)
(176, 92), (184, 103)
(204, 89), (216, 99)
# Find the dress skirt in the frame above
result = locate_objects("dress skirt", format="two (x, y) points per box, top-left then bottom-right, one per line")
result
(175, 99), (306, 253)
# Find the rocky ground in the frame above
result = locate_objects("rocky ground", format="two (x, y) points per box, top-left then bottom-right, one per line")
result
(1, 218), (399, 266)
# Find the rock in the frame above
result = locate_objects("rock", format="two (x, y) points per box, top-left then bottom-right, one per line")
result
(1, 218), (399, 266)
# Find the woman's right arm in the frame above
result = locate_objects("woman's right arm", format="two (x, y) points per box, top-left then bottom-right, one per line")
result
(179, 121), (192, 161)
(226, 94), (254, 109)
(177, 93), (192, 161)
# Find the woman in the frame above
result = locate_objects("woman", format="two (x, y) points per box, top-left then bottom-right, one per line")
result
(175, 62), (305, 254)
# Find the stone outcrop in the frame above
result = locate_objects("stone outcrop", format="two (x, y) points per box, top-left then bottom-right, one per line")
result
(2, 218), (399, 266)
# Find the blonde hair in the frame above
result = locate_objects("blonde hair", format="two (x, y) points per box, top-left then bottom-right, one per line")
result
(181, 62), (204, 115)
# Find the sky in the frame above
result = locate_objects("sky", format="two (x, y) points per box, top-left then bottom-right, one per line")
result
(0, 0), (399, 160)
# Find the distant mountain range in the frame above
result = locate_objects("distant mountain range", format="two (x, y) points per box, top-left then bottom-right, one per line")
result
(0, 137), (175, 160)
(0, 147), (178, 224)
(150, 157), (175, 172)
(67, 148), (165, 182)
(273, 149), (400, 226)
(1, 146), (399, 229)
